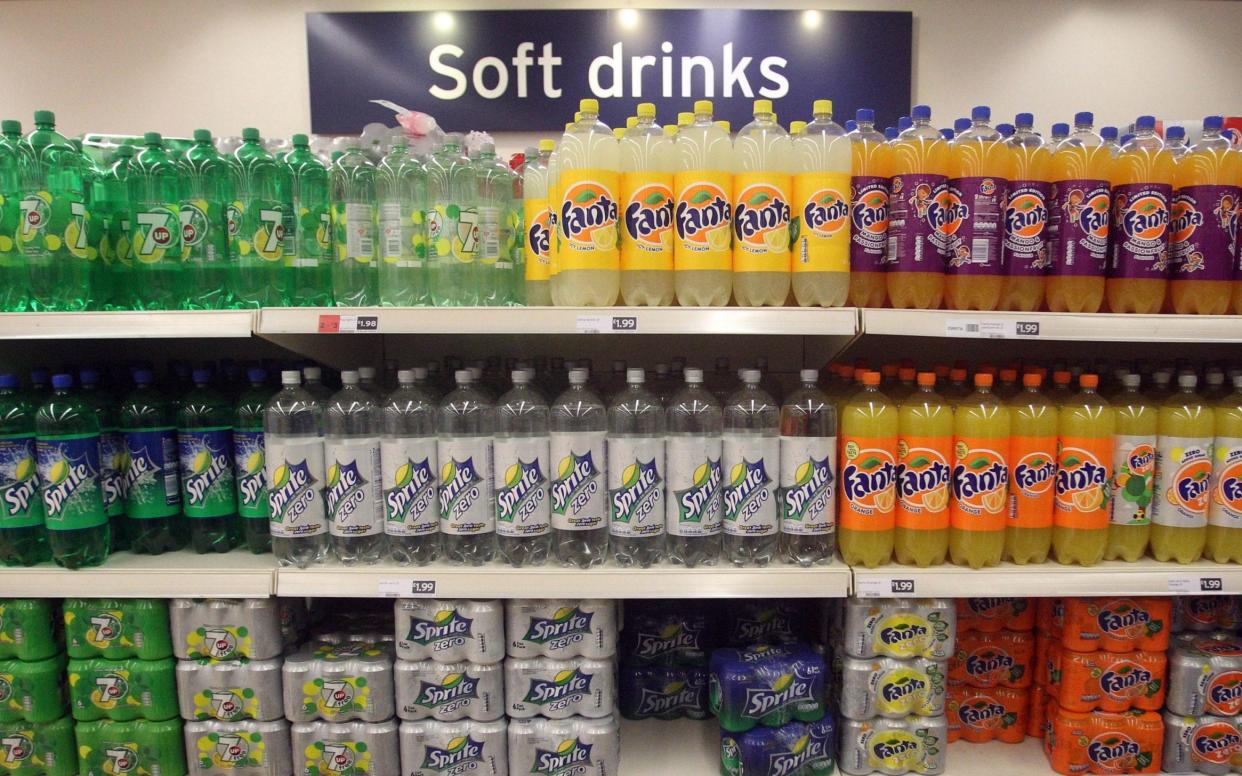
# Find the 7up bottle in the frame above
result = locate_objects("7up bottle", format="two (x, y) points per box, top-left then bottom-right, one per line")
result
(36, 373), (110, 568)
(285, 134), (333, 306)
(779, 369), (836, 565)
(120, 369), (183, 555)
(265, 370), (328, 567)
(722, 369), (780, 566)
(376, 140), (428, 306)
(0, 373), (48, 566)
(228, 127), (290, 307)
(178, 368), (238, 554)
(609, 369), (666, 567)
(179, 129), (233, 309)
(98, 145), (134, 310)
(234, 367), (270, 554)
(330, 141), (379, 306)
(0, 120), (27, 311)
(127, 132), (183, 309)
(427, 134), (478, 306)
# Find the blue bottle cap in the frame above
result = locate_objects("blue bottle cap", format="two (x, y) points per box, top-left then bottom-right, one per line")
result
(133, 369), (154, 385)
(79, 368), (100, 385)
(884, 127), (898, 140)
(997, 123), (1015, 138)
(954, 118), (971, 133)
(1052, 122), (1070, 136)
(1120, 133), (1135, 145)
(897, 116), (912, 132)
(911, 105), (931, 121)
(1100, 126), (1118, 141)
(0, 374), (17, 390)
(1205, 116), (1225, 131)
(1015, 112), (1034, 127)
(51, 374), (73, 390)
(1074, 111), (1094, 126)
(1167, 126), (1185, 140)
(1135, 115), (1156, 131)
(844, 120), (857, 132)
(192, 368), (212, 384)
(972, 105), (991, 121)
(941, 129), (955, 140)
(856, 108), (875, 124)
(30, 368), (49, 383)
(247, 367), (267, 383)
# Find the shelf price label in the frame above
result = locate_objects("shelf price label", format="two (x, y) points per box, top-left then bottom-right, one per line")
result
(855, 577), (916, 598)
(377, 579), (437, 598)
(576, 315), (639, 334)
(944, 319), (1041, 339)
(318, 314), (379, 333)
(1168, 576), (1227, 594)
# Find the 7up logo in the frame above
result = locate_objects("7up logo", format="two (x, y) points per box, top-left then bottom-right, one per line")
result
(89, 612), (123, 643)
(1, 734), (31, 765)
(322, 743), (356, 773)
(321, 679), (356, 709)
(105, 746), (139, 773)
(94, 672), (129, 707)
(215, 734), (248, 763)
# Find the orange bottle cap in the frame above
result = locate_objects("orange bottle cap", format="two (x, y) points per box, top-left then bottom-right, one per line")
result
(1054, 370), (1072, 384)
(1000, 368), (1018, 381)
(899, 367), (916, 380)
(882, 364), (898, 378)
(975, 373), (994, 387)
(950, 368), (968, 381)
(1080, 373), (1099, 388)
(917, 372), (936, 387)
(1023, 373), (1042, 388)
(863, 371), (881, 386)
(934, 364), (950, 378)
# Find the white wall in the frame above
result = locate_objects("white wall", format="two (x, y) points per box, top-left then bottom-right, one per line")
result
(2, 0), (1240, 154)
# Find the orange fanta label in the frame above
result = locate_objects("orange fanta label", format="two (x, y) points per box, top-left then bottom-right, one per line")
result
(948, 683), (1027, 744)
(840, 436), (898, 531)
(1044, 701), (1163, 775)
(1055, 437), (1114, 529)
(1010, 436), (1056, 528)
(950, 629), (1035, 689)
(1028, 684), (1047, 739)
(896, 435), (951, 530)
(1045, 641), (1167, 713)
(1061, 598), (1172, 653)
(951, 437), (1009, 532)
(958, 597), (1035, 633)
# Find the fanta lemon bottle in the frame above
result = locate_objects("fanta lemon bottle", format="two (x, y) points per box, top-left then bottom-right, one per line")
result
(1047, 112), (1112, 313)
(557, 99), (620, 306)
(674, 100), (732, 306)
(848, 108), (891, 307)
(1000, 112), (1052, 312)
(1106, 373), (1157, 561)
(733, 100), (792, 307)
(887, 105), (949, 309)
(838, 371), (898, 568)
(1172, 116), (1240, 314)
(1150, 373), (1214, 563)
(790, 99), (850, 307)
(1208, 375), (1242, 562)
(894, 372), (951, 566)
(1052, 374), (1115, 566)
(1106, 116), (1174, 314)
(619, 103), (674, 306)
(1006, 373), (1056, 564)
(948, 372), (1010, 568)
(523, 140), (553, 305)
(944, 106), (1011, 311)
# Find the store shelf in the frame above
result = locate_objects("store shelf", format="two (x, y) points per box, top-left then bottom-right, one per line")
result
(255, 306), (861, 337)
(947, 738), (1047, 776)
(863, 308), (1242, 343)
(275, 560), (851, 599)
(0, 310), (255, 339)
(0, 550), (276, 597)
(852, 557), (1242, 599)
(619, 717), (717, 776)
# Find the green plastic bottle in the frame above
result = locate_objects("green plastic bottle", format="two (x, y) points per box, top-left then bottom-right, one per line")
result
(228, 127), (289, 307)
(377, 141), (429, 306)
(120, 369), (184, 555)
(234, 367), (271, 553)
(79, 369), (126, 551)
(0, 652), (66, 722)
(178, 368), (238, 553)
(63, 599), (171, 660)
(330, 141), (379, 306)
(0, 373), (48, 566)
(35, 373), (110, 569)
(473, 141), (516, 305)
(0, 599), (60, 661)
(126, 132), (182, 309)
(74, 718), (186, 776)
(178, 129), (233, 309)
(97, 145), (134, 310)
(0, 120), (28, 311)
(76, 140), (108, 312)
(67, 656), (178, 721)
(0, 715), (76, 775)
(285, 134), (333, 306)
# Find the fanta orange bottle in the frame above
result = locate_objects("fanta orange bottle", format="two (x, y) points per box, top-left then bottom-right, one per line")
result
(944, 367), (970, 406)
(1006, 373), (1057, 565)
(1052, 374), (1116, 566)
(996, 368), (1019, 401)
(848, 108), (890, 307)
(673, 100), (733, 306)
(944, 106), (1012, 311)
(1150, 374), (1214, 564)
(1106, 116), (1174, 314)
(1208, 374), (1242, 562)
(1048, 370), (1074, 405)
(895, 372), (951, 566)
(838, 371), (898, 568)
(1047, 112), (1112, 313)
(733, 99), (791, 307)
(1171, 116), (1241, 314)
(892, 367), (917, 403)
(1106, 373), (1157, 562)
(1000, 112), (1052, 311)
(949, 373), (1010, 569)
(887, 105), (949, 309)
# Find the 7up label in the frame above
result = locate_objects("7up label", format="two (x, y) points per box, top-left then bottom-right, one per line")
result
(722, 436), (778, 537)
(0, 435), (42, 529)
(35, 433), (106, 531)
(178, 428), (237, 518)
(265, 438), (327, 538)
(494, 436), (551, 538)
(779, 436), (836, 536)
(381, 438), (438, 537)
(608, 438), (664, 538)
(666, 437), (722, 537)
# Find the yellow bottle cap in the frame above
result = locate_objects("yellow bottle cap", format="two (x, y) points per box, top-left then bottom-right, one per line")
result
(579, 98), (599, 113)
(574, 112), (583, 122)
(637, 103), (656, 119)
(626, 116), (639, 129)
(813, 99), (833, 115)
(678, 112), (694, 127)
(613, 128), (625, 139)
(664, 125), (678, 137)
(538, 139), (555, 152)
(790, 121), (807, 136)
(715, 120), (731, 133)
(753, 99), (773, 115)
(694, 100), (713, 115)
(565, 123), (574, 132)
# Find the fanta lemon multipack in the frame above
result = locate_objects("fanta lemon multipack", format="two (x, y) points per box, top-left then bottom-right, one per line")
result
(948, 373), (1010, 569)
(1151, 374), (1214, 564)
(674, 100), (732, 306)
(894, 372), (951, 567)
(1000, 112), (1053, 312)
(839, 372), (898, 568)
(1047, 112), (1112, 313)
(888, 105), (949, 309)
(790, 99), (851, 307)
(1006, 373), (1057, 565)
(1053, 374), (1116, 567)
(733, 100), (792, 307)
(944, 106), (1013, 311)
(1107, 115), (1175, 314)
(1107, 373), (1157, 562)
(848, 108), (891, 307)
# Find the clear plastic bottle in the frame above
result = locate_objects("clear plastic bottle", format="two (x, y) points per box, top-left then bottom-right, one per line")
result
(523, 140), (553, 305)
(557, 99), (621, 306)
(358, 366), (379, 397)
(1106, 373), (1156, 561)
(495, 370), (552, 566)
(1000, 112), (1052, 312)
(330, 142), (379, 306)
(722, 369), (779, 566)
(0, 373), (48, 566)
(264, 370), (328, 567)
(285, 134), (333, 306)
(665, 368), (722, 566)
(381, 368), (440, 565)
(1150, 373), (1214, 564)
(733, 100), (792, 307)
(227, 127), (290, 307)
(779, 369), (836, 565)
(127, 132), (183, 309)
(1209, 375), (1242, 563)
(550, 368), (608, 568)
(674, 100), (733, 306)
(427, 135), (478, 307)
(473, 141), (514, 306)
(178, 368), (238, 554)
(619, 102), (675, 305)
(178, 129), (233, 309)
(437, 369), (496, 565)
(232, 367), (270, 554)
(119, 369), (183, 555)
(377, 141), (429, 306)
(325, 371), (384, 564)
(302, 366), (333, 403)
(608, 369), (665, 567)
(792, 99), (851, 307)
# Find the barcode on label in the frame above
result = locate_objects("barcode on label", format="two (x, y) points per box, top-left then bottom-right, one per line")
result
(380, 203), (402, 259)
(965, 323), (980, 333)
(346, 203), (373, 258)
(887, 237), (898, 262)
(971, 238), (989, 264)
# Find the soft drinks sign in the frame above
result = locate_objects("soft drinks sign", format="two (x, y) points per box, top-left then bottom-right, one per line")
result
(306, 9), (912, 132)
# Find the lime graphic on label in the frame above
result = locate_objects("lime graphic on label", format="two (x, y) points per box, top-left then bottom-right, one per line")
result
(48, 459), (69, 485)
(622, 463), (640, 488)
(505, 463), (522, 488)
(395, 462), (413, 488)
(693, 462), (711, 487)
(271, 464), (289, 489)
(327, 463), (340, 488)
(192, 450), (212, 474)
(244, 451), (264, 475)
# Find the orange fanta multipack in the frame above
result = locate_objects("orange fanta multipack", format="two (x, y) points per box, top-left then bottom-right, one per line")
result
(957, 597), (1036, 633)
(947, 683), (1027, 744)
(950, 629), (1035, 689)
(1060, 597), (1172, 653)
(1043, 641), (1167, 712)
(1044, 700), (1163, 775)
(1028, 683), (1047, 739)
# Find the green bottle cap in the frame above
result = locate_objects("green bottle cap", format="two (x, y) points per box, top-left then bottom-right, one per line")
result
(0, 120), (20, 134)
(193, 129), (212, 143)
(143, 131), (162, 145)
(241, 127), (260, 141)
(291, 133), (308, 146)
(33, 109), (55, 125)
(115, 145), (134, 158)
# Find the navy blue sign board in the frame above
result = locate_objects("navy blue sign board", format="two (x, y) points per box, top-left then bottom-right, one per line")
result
(307, 9), (912, 133)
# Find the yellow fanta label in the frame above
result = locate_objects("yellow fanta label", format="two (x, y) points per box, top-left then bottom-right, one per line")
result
(523, 198), (550, 281)
(732, 172), (792, 273)
(559, 168), (620, 271)
(620, 172), (673, 271)
(673, 170), (732, 272)
(793, 172), (851, 273)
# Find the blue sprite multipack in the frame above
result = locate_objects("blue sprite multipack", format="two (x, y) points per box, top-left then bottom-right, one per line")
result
(721, 718), (836, 776)
(619, 664), (711, 720)
(710, 643), (827, 733)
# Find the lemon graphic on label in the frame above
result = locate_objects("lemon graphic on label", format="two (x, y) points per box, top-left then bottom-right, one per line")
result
(442, 673), (463, 688)
(591, 224), (617, 251)
(48, 459), (69, 485)
(923, 486), (949, 512)
(622, 463), (639, 489)
(663, 681), (684, 694)
(558, 456), (574, 480)
(772, 674), (793, 692)
(441, 460), (456, 483)
(660, 623), (681, 639)
(236, 239), (251, 257)
(794, 461), (813, 486)
(0, 236), (12, 252)
(557, 739), (577, 755)
(271, 464), (289, 490)
(730, 463), (746, 487)
(706, 225), (731, 252)
(434, 609), (456, 624)
(245, 451), (264, 475)
(693, 462), (710, 487)
(446, 736), (467, 752)
(327, 464), (341, 488)
(1073, 487), (1103, 512)
(65, 221), (91, 259)
(13, 457), (34, 482)
(254, 227), (281, 261)
(395, 462), (413, 488)
(764, 226), (789, 252)
(192, 450), (212, 474)
(551, 607), (575, 622)
(554, 669), (576, 684)
(43, 234), (62, 252)
(505, 463), (522, 488)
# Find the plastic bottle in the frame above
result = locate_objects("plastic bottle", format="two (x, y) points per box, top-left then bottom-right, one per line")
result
(1150, 374), (1214, 563)
(665, 368), (722, 566)
(301, 366), (332, 403)
(95, 145), (134, 311)
(838, 371), (898, 567)
(119, 369), (182, 555)
(1171, 116), (1241, 314)
(721, 370), (779, 566)
(674, 100), (733, 306)
(330, 142), (379, 306)
(550, 368), (608, 567)
(789, 100), (851, 307)
(375, 140), (428, 306)
(1101, 126), (1121, 155)
(998, 113), (1052, 311)
(558, 99), (620, 306)
(948, 373), (1010, 569)
(232, 367), (270, 553)
(473, 142), (514, 305)
(20, 111), (95, 310)
(285, 134), (333, 307)
(847, 108), (891, 307)
(778, 369), (836, 565)
(357, 366), (379, 397)
(324, 371), (384, 564)
(0, 373), (48, 565)
(426, 135), (477, 306)
(1047, 112), (1112, 313)
(1165, 126), (1188, 159)
(1106, 116), (1174, 314)
(546, 131), (563, 305)
(887, 105), (949, 309)
(523, 140), (553, 305)
(178, 368), (237, 553)
(1006, 373), (1056, 564)
(1052, 374), (1115, 566)
(35, 373), (110, 568)
(894, 372), (950, 567)
(76, 374), (122, 555)
(0, 121), (24, 311)
(437, 369), (496, 565)
(494, 369), (552, 566)
(1209, 375), (1242, 562)
(732, 100), (792, 307)
(228, 128), (290, 307)
(264, 370), (327, 567)
(608, 369), (665, 567)
(380, 368), (440, 565)
(179, 130), (232, 309)
(1106, 373), (1156, 561)
(619, 103), (675, 306)
(126, 132), (183, 309)
(944, 106), (1011, 311)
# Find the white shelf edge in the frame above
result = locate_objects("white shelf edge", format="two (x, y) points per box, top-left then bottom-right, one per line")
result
(863, 308), (1242, 343)
(0, 310), (255, 339)
(0, 550), (276, 597)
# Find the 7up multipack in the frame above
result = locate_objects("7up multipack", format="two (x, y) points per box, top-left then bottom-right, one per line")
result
(0, 599), (74, 776)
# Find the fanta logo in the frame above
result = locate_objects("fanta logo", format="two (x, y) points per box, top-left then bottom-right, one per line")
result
(560, 182), (618, 247)
(624, 184), (673, 249)
(880, 622), (929, 646)
(968, 598), (1019, 617)
(1172, 458), (1213, 512)
(1087, 734), (1140, 768)
(804, 189), (849, 237)
(851, 184), (890, 237)
(957, 698), (1006, 728)
(951, 450), (1008, 514)
(872, 738), (918, 761)
(1127, 445), (1155, 475)
(528, 210), (551, 259)
(1005, 193), (1048, 239)
(1192, 639), (1242, 657)
(1170, 198), (1204, 244)
(733, 184), (791, 250)
(1208, 672), (1242, 714)
(896, 449), (950, 511)
(964, 648), (1014, 683)
(928, 189), (969, 235)
(1055, 448), (1108, 511)
(979, 179), (998, 195)
(1096, 600), (1150, 638)
(1078, 193), (1111, 238)
(1215, 463), (1242, 512)
(1013, 452), (1055, 496)
(1099, 662), (1153, 698)
(1121, 194), (1170, 241)
(1192, 722), (1242, 764)
(675, 182), (731, 248)
(842, 450), (897, 513)
(881, 675), (927, 704)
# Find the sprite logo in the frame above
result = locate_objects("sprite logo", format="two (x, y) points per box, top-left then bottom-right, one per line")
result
(422, 735), (485, 771)
(551, 450), (601, 515)
(497, 458), (547, 523)
(1, 733), (32, 764)
(438, 457), (483, 520)
(415, 672), (479, 708)
(1, 444), (37, 520)
(610, 458), (662, 523)
(268, 460), (317, 523)
(385, 457), (435, 524)
(733, 609), (794, 644)
(635, 622), (703, 660)
(676, 458), (721, 524)
(326, 459), (368, 520)
(743, 671), (815, 718)
(523, 606), (593, 645)
(233, 435), (266, 512)
(637, 679), (703, 716)
(532, 739), (593, 775)
(782, 457), (833, 522)
(524, 668), (592, 705)
(405, 609), (473, 646)
(182, 446), (231, 506)
(724, 458), (772, 521)
(40, 451), (97, 518)
(768, 733), (827, 776)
